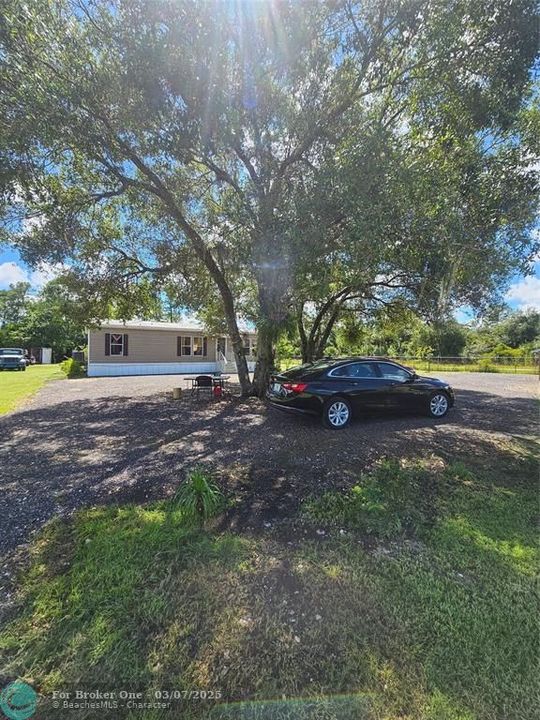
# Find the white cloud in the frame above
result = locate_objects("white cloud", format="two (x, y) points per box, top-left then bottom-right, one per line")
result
(529, 227), (540, 263)
(505, 276), (540, 310)
(0, 261), (64, 290)
(22, 214), (46, 234)
(29, 263), (64, 289)
(0, 262), (28, 288)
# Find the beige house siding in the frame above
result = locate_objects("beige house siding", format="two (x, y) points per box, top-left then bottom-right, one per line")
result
(89, 328), (219, 364)
(88, 327), (257, 365)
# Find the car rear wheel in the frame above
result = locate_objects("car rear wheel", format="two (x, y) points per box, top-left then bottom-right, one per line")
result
(323, 397), (352, 429)
(428, 392), (449, 418)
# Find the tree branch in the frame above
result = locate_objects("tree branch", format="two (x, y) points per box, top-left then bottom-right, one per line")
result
(234, 143), (262, 188)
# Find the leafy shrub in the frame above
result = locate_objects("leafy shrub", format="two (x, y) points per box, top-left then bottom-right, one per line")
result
(488, 343), (523, 359)
(303, 459), (442, 538)
(477, 358), (499, 373)
(175, 467), (224, 523)
(60, 358), (85, 378)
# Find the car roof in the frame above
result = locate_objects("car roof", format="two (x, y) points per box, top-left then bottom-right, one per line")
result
(281, 357), (411, 380)
(325, 356), (402, 365)
(323, 357), (414, 371)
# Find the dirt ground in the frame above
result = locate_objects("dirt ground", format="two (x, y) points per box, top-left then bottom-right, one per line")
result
(1, 371), (537, 566)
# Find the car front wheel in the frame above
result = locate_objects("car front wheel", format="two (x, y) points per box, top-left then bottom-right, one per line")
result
(428, 392), (449, 418)
(323, 397), (352, 429)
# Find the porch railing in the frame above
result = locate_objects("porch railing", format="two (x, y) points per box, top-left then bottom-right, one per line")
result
(217, 351), (228, 372)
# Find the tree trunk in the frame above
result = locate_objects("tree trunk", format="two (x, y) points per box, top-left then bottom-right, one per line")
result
(297, 305), (310, 364)
(298, 318), (314, 364)
(227, 320), (252, 396)
(167, 210), (252, 395)
(313, 304), (342, 359)
(250, 215), (290, 395)
(298, 287), (353, 364)
(252, 279), (285, 396)
(200, 275), (252, 396)
(252, 321), (278, 397)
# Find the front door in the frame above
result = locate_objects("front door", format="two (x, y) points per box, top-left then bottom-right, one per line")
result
(217, 337), (227, 358)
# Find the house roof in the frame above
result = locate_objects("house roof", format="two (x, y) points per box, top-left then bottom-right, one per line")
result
(94, 319), (256, 334)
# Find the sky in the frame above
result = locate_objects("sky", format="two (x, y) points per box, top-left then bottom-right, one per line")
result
(1, 245), (539, 321)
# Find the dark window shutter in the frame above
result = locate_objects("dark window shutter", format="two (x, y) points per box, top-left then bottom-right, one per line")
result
(177, 337), (181, 356)
(105, 333), (110, 356)
(123, 334), (129, 356)
(203, 337), (207, 356)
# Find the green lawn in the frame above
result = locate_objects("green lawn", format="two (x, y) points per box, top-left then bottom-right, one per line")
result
(0, 364), (64, 415)
(0, 439), (537, 719)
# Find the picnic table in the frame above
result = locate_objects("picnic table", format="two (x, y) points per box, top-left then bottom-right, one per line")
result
(182, 374), (231, 395)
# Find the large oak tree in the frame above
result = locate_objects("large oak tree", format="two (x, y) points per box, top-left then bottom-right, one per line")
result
(1, 0), (537, 393)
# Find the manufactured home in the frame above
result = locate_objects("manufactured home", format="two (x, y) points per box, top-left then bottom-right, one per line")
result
(87, 320), (257, 377)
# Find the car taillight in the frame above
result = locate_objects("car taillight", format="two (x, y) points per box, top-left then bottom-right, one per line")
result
(282, 382), (308, 393)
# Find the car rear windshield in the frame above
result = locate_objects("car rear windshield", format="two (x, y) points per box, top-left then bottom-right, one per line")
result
(281, 359), (339, 379)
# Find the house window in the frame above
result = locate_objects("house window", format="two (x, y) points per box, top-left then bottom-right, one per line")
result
(180, 336), (191, 356)
(105, 333), (128, 356)
(177, 336), (207, 357)
(193, 336), (207, 356)
(110, 334), (123, 355)
(243, 337), (256, 356)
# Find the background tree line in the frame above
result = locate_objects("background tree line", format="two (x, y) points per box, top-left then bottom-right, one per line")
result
(277, 307), (540, 362)
(2, 274), (537, 366)
(0, 280), (85, 360)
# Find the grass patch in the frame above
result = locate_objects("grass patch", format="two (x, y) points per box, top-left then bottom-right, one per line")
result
(0, 444), (538, 719)
(302, 459), (445, 538)
(0, 364), (64, 415)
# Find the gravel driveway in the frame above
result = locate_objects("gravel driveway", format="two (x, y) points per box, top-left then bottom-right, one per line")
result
(1, 372), (537, 563)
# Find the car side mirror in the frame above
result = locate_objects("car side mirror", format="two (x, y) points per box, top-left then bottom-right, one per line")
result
(407, 372), (418, 381)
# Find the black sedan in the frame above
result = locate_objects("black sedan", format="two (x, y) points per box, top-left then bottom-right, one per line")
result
(267, 358), (454, 429)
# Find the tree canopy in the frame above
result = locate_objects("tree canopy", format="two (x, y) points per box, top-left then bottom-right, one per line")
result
(0, 279), (86, 357)
(1, 0), (538, 392)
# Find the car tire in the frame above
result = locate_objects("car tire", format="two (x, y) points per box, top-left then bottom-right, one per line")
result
(427, 391), (449, 418)
(323, 397), (352, 429)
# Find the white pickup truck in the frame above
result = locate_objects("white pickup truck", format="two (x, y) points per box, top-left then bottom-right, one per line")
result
(0, 348), (27, 371)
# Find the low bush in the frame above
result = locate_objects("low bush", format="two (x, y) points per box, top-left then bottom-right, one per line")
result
(303, 459), (443, 538)
(477, 358), (499, 372)
(60, 357), (85, 378)
(175, 467), (224, 523)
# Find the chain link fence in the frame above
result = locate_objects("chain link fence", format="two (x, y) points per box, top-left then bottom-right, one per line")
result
(279, 355), (539, 375)
(393, 355), (538, 374)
